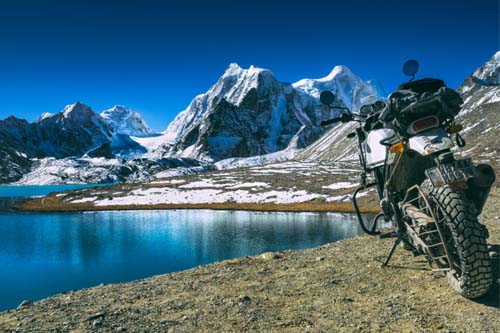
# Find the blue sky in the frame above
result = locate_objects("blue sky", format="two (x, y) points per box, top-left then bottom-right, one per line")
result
(0, 0), (498, 131)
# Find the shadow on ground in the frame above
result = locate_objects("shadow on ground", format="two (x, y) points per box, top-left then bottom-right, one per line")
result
(475, 244), (499, 308)
(374, 241), (499, 308)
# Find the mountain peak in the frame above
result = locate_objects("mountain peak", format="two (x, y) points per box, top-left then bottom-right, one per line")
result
(100, 105), (154, 137)
(34, 102), (94, 123)
(320, 65), (353, 81)
(105, 105), (132, 113)
(458, 50), (500, 94)
(292, 65), (384, 108)
(36, 112), (54, 122)
(472, 51), (500, 80)
(225, 62), (242, 72)
(493, 50), (500, 61)
(222, 63), (269, 78)
(293, 65), (355, 87)
(61, 102), (93, 118)
(203, 63), (278, 107)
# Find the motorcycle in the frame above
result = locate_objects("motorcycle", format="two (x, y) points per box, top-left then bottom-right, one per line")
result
(319, 60), (496, 298)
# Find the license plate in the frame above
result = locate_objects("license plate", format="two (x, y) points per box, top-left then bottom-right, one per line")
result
(425, 159), (477, 188)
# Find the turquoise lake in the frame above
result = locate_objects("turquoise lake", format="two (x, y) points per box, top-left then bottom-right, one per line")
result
(0, 184), (105, 198)
(0, 185), (368, 312)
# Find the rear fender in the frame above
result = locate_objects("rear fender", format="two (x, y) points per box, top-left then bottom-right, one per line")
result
(466, 164), (496, 214)
(408, 128), (453, 156)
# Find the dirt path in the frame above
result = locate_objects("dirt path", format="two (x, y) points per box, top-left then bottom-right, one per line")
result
(1, 189), (499, 332)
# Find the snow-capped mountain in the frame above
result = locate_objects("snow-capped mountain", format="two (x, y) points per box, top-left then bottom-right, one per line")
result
(148, 63), (382, 161)
(16, 57), (499, 185)
(28, 102), (148, 159)
(0, 102), (153, 182)
(458, 51), (500, 95)
(0, 63), (386, 183)
(456, 51), (500, 169)
(293, 65), (384, 109)
(31, 102), (114, 158)
(100, 105), (154, 137)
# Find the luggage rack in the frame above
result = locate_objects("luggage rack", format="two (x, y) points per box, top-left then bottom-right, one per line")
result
(399, 185), (453, 272)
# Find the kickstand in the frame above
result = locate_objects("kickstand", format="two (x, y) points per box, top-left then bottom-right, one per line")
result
(381, 236), (401, 267)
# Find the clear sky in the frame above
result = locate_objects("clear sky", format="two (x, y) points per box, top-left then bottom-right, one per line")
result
(0, 0), (498, 131)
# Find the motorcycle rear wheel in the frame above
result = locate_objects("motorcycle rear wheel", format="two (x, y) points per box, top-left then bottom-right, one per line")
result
(421, 179), (492, 298)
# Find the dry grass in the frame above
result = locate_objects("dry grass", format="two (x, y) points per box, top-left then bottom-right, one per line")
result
(16, 195), (380, 214)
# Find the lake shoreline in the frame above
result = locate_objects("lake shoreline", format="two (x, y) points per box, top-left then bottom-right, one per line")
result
(9, 160), (380, 214)
(1, 188), (499, 332)
(15, 195), (380, 214)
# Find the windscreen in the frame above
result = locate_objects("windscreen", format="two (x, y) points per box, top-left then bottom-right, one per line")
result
(350, 79), (387, 113)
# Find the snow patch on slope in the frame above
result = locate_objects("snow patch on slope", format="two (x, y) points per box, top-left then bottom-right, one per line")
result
(214, 148), (300, 170)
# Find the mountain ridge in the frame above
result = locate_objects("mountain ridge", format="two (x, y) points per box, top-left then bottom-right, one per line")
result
(0, 102), (151, 182)
(1, 54), (497, 184)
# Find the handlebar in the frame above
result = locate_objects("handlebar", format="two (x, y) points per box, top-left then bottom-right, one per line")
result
(320, 113), (353, 127)
(320, 117), (343, 127)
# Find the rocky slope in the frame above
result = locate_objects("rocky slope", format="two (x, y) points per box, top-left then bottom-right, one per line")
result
(0, 117), (33, 182)
(296, 122), (358, 163)
(13, 157), (207, 185)
(0, 141), (31, 183)
(456, 51), (500, 169)
(2, 186), (499, 332)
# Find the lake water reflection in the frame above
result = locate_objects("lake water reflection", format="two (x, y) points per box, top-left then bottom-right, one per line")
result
(0, 209), (367, 311)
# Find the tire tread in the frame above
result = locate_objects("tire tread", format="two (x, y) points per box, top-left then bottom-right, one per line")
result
(421, 180), (492, 298)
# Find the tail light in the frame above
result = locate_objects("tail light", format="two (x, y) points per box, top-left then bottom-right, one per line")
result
(408, 116), (439, 134)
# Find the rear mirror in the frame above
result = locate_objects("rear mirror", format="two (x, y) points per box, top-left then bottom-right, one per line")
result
(403, 59), (419, 79)
(359, 105), (372, 116)
(320, 91), (335, 105)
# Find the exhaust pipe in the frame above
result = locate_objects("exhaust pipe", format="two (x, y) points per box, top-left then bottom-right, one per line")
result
(467, 164), (496, 214)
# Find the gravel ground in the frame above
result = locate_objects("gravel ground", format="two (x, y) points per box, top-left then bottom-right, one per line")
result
(1, 187), (499, 332)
